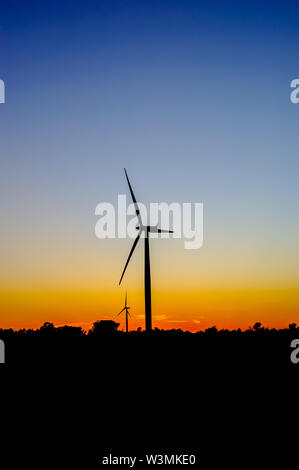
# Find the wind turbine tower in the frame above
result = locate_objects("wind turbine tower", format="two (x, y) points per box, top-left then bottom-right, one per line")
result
(117, 292), (131, 333)
(119, 169), (173, 332)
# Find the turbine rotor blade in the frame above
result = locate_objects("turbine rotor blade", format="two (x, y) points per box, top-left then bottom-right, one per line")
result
(149, 226), (174, 234)
(117, 307), (125, 316)
(124, 168), (142, 225)
(119, 233), (141, 285)
(158, 228), (174, 233)
(125, 292), (127, 307)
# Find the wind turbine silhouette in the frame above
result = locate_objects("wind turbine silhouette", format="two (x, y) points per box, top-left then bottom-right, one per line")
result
(119, 168), (173, 332)
(117, 292), (131, 333)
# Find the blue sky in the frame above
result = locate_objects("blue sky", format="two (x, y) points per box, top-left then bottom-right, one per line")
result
(0, 1), (299, 328)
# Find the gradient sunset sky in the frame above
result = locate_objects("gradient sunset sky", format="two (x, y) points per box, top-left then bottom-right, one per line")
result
(1, 0), (299, 331)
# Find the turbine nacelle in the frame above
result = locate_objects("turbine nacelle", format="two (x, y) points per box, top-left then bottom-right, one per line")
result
(136, 224), (172, 235)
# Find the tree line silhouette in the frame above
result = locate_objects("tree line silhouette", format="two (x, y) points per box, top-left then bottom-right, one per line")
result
(1, 320), (297, 368)
(0, 319), (298, 339)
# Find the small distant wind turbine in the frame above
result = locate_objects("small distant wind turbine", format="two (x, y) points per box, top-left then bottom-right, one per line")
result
(119, 169), (173, 331)
(117, 292), (131, 333)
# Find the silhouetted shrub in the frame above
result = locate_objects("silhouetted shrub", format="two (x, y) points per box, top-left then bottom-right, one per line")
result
(89, 320), (120, 336)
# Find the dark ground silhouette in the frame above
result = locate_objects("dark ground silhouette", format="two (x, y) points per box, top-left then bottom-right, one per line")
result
(1, 320), (298, 368)
(2, 320), (298, 467)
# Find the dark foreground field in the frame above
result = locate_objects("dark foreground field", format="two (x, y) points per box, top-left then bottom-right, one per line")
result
(1, 324), (298, 467)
